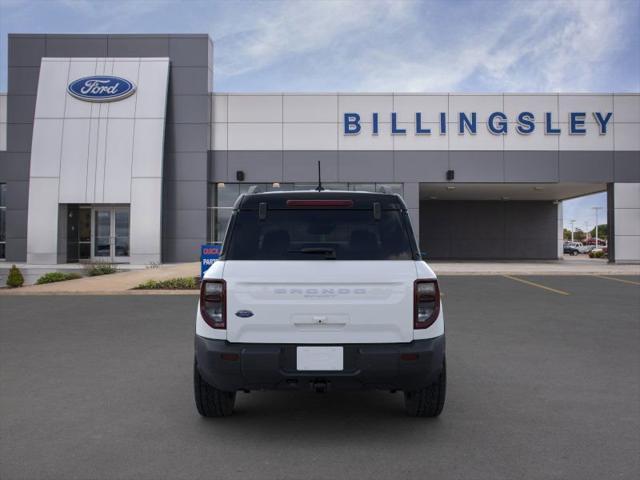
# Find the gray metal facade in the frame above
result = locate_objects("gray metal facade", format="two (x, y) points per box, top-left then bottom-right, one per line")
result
(0, 33), (213, 262)
(1, 34), (638, 263)
(208, 150), (639, 184)
(207, 150), (637, 261)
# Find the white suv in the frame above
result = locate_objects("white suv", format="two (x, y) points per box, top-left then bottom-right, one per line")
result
(194, 190), (446, 417)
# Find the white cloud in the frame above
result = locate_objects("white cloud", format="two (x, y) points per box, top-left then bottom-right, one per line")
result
(55, 0), (173, 32)
(476, 0), (626, 92)
(344, 0), (629, 92)
(212, 0), (635, 92)
(212, 0), (413, 80)
(0, 0), (635, 92)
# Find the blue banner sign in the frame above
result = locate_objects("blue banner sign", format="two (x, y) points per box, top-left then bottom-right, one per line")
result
(201, 244), (222, 279)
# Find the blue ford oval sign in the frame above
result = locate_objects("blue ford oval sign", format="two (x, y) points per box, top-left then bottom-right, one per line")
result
(67, 76), (136, 102)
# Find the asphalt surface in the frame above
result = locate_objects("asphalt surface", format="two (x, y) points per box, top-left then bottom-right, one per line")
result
(1, 275), (639, 480)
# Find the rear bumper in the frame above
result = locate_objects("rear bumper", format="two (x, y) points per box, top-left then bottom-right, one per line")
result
(194, 335), (445, 392)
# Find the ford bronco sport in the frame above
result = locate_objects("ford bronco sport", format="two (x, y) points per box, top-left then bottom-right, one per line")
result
(194, 189), (445, 417)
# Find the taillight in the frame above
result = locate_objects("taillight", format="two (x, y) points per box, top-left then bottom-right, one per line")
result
(200, 279), (226, 329)
(414, 279), (440, 329)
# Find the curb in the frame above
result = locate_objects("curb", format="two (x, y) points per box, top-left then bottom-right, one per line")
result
(0, 289), (200, 296)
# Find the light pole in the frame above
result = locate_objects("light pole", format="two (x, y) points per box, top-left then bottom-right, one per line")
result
(570, 219), (576, 242)
(592, 206), (603, 248)
(584, 221), (591, 242)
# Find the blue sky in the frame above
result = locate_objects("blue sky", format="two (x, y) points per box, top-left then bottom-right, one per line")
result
(1, 0), (638, 228)
(563, 191), (606, 234)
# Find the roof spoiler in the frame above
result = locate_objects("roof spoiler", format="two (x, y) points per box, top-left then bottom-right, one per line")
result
(247, 185), (263, 194)
(377, 185), (394, 195)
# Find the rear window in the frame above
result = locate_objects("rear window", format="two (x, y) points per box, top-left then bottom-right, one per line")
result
(223, 209), (416, 260)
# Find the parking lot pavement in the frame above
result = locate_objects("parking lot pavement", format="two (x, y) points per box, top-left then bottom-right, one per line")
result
(1, 276), (638, 480)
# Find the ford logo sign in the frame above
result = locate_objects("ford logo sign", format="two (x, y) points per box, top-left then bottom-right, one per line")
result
(235, 310), (254, 318)
(67, 76), (136, 102)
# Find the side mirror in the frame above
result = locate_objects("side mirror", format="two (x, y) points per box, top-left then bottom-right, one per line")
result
(420, 252), (428, 261)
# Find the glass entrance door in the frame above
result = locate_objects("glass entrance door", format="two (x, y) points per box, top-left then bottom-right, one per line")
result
(94, 209), (111, 258)
(113, 208), (130, 259)
(92, 206), (130, 262)
(66, 205), (92, 262)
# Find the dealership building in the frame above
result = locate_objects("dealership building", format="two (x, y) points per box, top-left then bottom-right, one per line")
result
(0, 33), (638, 264)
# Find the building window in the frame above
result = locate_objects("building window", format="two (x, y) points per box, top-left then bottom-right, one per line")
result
(0, 183), (6, 259)
(207, 182), (403, 243)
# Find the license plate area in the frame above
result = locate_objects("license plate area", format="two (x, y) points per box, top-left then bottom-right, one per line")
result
(296, 346), (344, 371)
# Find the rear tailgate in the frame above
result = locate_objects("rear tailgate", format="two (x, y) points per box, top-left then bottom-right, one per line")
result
(224, 260), (417, 344)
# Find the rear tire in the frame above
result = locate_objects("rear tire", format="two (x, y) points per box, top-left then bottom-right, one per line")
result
(194, 360), (236, 417)
(404, 359), (446, 417)
(572, 250), (579, 256)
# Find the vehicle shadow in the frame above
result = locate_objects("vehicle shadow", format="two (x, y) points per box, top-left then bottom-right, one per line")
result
(192, 390), (448, 445)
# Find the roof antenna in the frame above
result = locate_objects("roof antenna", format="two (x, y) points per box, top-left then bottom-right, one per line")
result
(316, 161), (324, 192)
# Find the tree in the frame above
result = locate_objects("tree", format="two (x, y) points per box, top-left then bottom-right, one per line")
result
(589, 224), (608, 240)
(573, 228), (586, 242)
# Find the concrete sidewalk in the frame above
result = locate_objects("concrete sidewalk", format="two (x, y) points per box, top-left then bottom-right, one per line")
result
(1, 258), (638, 295)
(0, 262), (200, 295)
(428, 257), (640, 276)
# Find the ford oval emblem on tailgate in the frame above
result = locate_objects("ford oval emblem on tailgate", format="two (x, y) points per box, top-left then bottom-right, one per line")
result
(235, 310), (254, 318)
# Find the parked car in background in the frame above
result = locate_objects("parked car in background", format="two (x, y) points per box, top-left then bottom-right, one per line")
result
(563, 245), (580, 256)
(563, 242), (583, 255)
(584, 238), (607, 246)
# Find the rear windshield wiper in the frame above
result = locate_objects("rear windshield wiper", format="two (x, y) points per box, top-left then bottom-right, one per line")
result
(288, 247), (337, 259)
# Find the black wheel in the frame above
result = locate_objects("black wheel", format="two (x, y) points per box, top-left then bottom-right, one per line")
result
(572, 250), (579, 256)
(404, 359), (446, 417)
(194, 360), (236, 417)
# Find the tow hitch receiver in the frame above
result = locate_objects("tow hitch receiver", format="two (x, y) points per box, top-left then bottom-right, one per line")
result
(311, 380), (329, 393)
